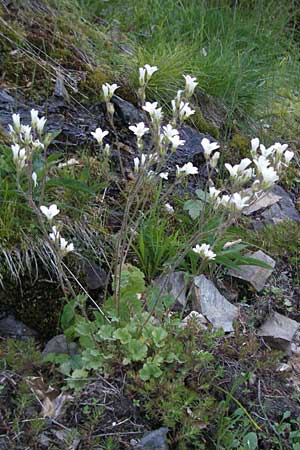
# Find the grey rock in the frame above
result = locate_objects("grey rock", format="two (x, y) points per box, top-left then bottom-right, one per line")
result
(112, 95), (145, 125)
(0, 90), (15, 104)
(42, 334), (77, 358)
(84, 262), (107, 290)
(257, 312), (299, 351)
(191, 275), (238, 332)
(228, 250), (275, 292)
(155, 271), (190, 310)
(135, 427), (169, 450)
(243, 191), (282, 215)
(262, 185), (300, 224)
(180, 311), (208, 330)
(0, 314), (37, 340)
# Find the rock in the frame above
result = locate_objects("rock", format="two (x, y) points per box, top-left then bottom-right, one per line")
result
(191, 275), (238, 332)
(84, 262), (107, 290)
(257, 312), (299, 351)
(0, 314), (37, 340)
(135, 427), (169, 450)
(155, 271), (190, 310)
(180, 311), (208, 330)
(228, 250), (275, 292)
(166, 127), (210, 178)
(0, 90), (15, 104)
(112, 95), (145, 125)
(243, 191), (282, 215)
(42, 334), (77, 358)
(262, 186), (300, 224)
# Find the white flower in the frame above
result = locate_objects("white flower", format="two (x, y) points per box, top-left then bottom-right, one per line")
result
(217, 194), (231, 207)
(183, 75), (198, 97)
(134, 154), (146, 172)
(36, 117), (47, 134)
(144, 64), (158, 79)
(12, 113), (21, 131)
(40, 204), (60, 220)
(142, 102), (162, 121)
(129, 122), (149, 139)
(32, 172), (38, 188)
(169, 134), (185, 149)
(225, 158), (252, 179)
(176, 162), (198, 176)
(260, 144), (274, 158)
(102, 83), (119, 101)
(201, 138), (220, 160)
(260, 166), (279, 186)
(91, 128), (109, 145)
(21, 125), (32, 143)
(164, 203), (174, 214)
(104, 143), (110, 157)
(162, 124), (179, 141)
(139, 67), (146, 86)
(59, 237), (74, 254)
(178, 102), (195, 121)
(272, 142), (288, 155)
(284, 150), (294, 164)
(11, 144), (26, 169)
(192, 243), (216, 260)
(230, 193), (250, 210)
(32, 140), (44, 150)
(254, 155), (271, 174)
(159, 172), (169, 180)
(208, 186), (221, 199)
(11, 143), (21, 161)
(210, 151), (220, 168)
(251, 138), (260, 156)
(30, 109), (39, 128)
(49, 226), (60, 242)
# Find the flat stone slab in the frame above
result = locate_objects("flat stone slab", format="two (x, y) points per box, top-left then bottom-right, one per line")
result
(257, 312), (299, 351)
(228, 250), (275, 292)
(42, 334), (78, 358)
(135, 427), (169, 450)
(0, 314), (37, 340)
(191, 275), (238, 332)
(243, 191), (281, 215)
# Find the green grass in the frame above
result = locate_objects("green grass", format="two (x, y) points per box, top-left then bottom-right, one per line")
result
(77, 0), (300, 130)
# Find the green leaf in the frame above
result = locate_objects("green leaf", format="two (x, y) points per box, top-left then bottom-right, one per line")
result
(61, 299), (76, 330)
(139, 360), (163, 381)
(183, 199), (203, 219)
(96, 324), (115, 341)
(127, 339), (148, 362)
(152, 327), (168, 348)
(113, 327), (132, 344)
(243, 432), (258, 449)
(46, 177), (95, 194)
(195, 189), (207, 200)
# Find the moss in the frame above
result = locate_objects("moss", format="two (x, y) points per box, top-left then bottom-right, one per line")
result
(79, 67), (112, 101)
(189, 107), (220, 139)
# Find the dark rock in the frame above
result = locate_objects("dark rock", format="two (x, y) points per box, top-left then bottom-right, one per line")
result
(111, 95), (145, 125)
(0, 90), (15, 104)
(135, 427), (169, 450)
(84, 262), (107, 290)
(155, 271), (190, 310)
(42, 334), (77, 358)
(0, 314), (37, 340)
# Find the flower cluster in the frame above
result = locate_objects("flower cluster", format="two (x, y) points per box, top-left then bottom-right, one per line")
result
(192, 243), (216, 260)
(8, 110), (47, 175)
(40, 205), (74, 256)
